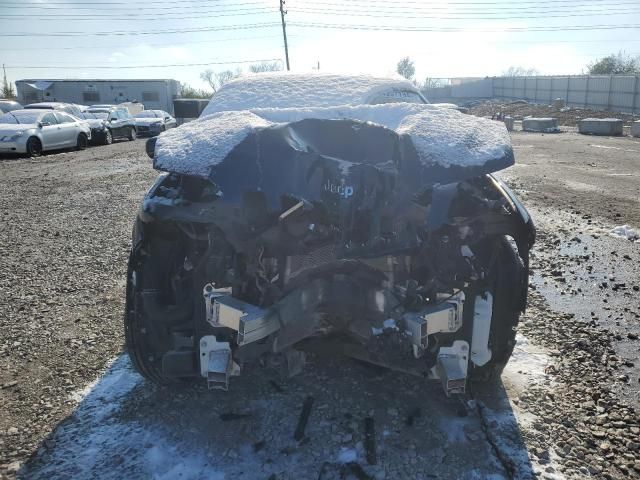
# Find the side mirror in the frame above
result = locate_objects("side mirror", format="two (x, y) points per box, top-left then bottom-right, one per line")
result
(40, 122), (50, 127)
(145, 137), (157, 159)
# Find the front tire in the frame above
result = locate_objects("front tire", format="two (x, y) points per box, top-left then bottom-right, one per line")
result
(128, 127), (137, 141)
(469, 238), (526, 382)
(76, 133), (88, 151)
(26, 137), (42, 157)
(124, 229), (194, 384)
(103, 129), (113, 145)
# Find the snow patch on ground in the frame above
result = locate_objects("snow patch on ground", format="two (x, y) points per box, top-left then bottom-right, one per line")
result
(503, 334), (552, 393)
(610, 224), (639, 242)
(336, 447), (358, 464)
(26, 356), (227, 480)
(439, 416), (469, 443)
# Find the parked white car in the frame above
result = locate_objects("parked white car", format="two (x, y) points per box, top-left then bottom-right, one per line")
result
(134, 110), (176, 136)
(0, 109), (91, 156)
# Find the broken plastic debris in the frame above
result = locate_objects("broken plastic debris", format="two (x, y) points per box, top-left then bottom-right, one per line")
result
(294, 396), (314, 441)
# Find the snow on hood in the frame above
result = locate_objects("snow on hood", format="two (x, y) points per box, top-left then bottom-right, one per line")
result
(154, 103), (512, 179)
(201, 73), (424, 115)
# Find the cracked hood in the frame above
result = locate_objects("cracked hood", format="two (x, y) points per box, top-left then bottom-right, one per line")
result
(152, 104), (513, 208)
(153, 104), (513, 199)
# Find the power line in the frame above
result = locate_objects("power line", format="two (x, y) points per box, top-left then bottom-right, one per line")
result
(0, 10), (280, 22)
(5, 0), (258, 4)
(288, 21), (640, 32)
(339, 0), (640, 5)
(6, 0), (637, 5)
(3, 7), (638, 21)
(0, 6), (277, 19)
(291, 8), (639, 20)
(0, 23), (281, 37)
(4, 58), (284, 70)
(1, 1), (271, 11)
(4, 34), (289, 51)
(300, 0), (640, 11)
(4, 35), (639, 54)
(5, 0), (639, 12)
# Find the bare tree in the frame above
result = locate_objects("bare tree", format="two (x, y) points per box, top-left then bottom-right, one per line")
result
(199, 68), (241, 93)
(502, 66), (539, 77)
(396, 57), (415, 80)
(249, 61), (283, 73)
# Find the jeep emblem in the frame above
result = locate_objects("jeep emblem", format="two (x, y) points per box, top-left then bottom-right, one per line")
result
(324, 180), (354, 199)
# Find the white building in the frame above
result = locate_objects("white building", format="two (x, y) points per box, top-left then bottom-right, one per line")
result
(15, 79), (181, 114)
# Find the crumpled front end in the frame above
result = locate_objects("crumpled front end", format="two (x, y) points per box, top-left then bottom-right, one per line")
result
(126, 118), (534, 395)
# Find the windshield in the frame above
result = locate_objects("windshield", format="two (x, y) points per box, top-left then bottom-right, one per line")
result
(80, 112), (108, 120)
(87, 109), (110, 114)
(0, 111), (41, 124)
(135, 111), (159, 118)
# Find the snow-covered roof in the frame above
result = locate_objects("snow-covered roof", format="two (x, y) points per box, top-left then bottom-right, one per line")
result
(155, 102), (512, 179)
(201, 73), (425, 115)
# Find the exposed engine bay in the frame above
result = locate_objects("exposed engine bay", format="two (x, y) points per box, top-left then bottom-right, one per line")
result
(126, 118), (535, 396)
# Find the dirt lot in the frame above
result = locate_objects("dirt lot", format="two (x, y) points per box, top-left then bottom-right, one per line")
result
(1, 132), (639, 479)
(468, 100), (638, 127)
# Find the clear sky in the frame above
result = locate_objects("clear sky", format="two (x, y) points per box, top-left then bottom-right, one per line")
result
(1, 0), (639, 90)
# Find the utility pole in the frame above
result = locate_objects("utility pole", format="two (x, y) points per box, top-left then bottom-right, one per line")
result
(279, 0), (290, 71)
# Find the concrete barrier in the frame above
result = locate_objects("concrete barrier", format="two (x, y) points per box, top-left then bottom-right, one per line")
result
(631, 121), (640, 138)
(578, 118), (624, 136)
(522, 117), (560, 133)
(503, 116), (514, 132)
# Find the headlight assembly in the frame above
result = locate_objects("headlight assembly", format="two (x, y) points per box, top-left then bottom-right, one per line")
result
(1, 132), (23, 141)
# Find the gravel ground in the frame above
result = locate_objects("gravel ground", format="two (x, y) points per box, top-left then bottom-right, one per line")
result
(0, 141), (156, 477)
(1, 132), (639, 479)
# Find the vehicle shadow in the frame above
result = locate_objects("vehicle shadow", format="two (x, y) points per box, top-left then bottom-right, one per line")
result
(19, 346), (536, 480)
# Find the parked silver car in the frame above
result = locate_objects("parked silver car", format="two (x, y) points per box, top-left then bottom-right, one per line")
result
(134, 110), (176, 136)
(0, 109), (91, 156)
(0, 99), (22, 114)
(24, 102), (84, 117)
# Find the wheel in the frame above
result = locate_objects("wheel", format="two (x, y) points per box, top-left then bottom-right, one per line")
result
(26, 137), (42, 157)
(469, 238), (526, 382)
(124, 228), (195, 384)
(76, 133), (88, 151)
(128, 127), (137, 141)
(103, 129), (113, 145)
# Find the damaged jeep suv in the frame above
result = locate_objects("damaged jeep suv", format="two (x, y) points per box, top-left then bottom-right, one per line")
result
(125, 73), (535, 396)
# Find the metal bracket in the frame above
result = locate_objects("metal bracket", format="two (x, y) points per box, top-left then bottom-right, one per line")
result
(203, 283), (233, 327)
(199, 335), (240, 391)
(436, 340), (469, 396)
(203, 283), (280, 346)
(404, 291), (465, 358)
